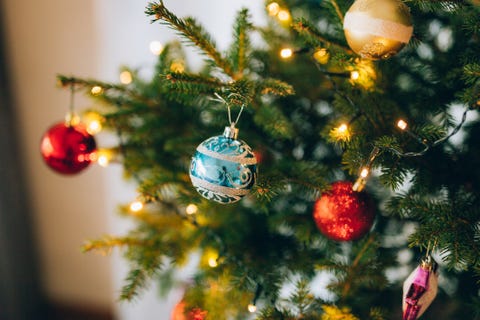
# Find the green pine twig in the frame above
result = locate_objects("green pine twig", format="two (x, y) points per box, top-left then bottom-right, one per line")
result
(146, 1), (235, 78)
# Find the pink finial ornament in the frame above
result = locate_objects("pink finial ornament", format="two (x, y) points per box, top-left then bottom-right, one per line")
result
(402, 257), (439, 320)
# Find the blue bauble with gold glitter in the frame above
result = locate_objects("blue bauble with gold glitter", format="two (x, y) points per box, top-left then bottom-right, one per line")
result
(190, 126), (257, 204)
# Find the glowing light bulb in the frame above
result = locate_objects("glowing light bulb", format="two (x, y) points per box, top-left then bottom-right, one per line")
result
(149, 41), (163, 55)
(330, 123), (351, 142)
(338, 123), (348, 133)
(280, 48), (293, 59)
(360, 168), (369, 178)
(277, 9), (291, 22)
(170, 61), (185, 73)
(350, 71), (360, 80)
(248, 304), (257, 313)
(186, 204), (198, 215)
(97, 154), (109, 167)
(267, 2), (280, 16)
(83, 112), (103, 135)
(96, 149), (112, 167)
(313, 48), (329, 64)
(208, 257), (218, 268)
(120, 71), (133, 84)
(91, 86), (103, 96)
(88, 120), (102, 134)
(397, 119), (408, 130)
(130, 201), (144, 212)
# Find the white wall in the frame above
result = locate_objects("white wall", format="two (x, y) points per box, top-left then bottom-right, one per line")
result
(2, 0), (264, 318)
(2, 0), (113, 311)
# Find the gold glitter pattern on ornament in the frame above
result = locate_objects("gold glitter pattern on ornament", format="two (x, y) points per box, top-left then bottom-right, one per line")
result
(343, 0), (413, 60)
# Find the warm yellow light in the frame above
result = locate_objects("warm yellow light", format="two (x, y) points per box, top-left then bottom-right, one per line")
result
(186, 204), (198, 215)
(119, 71), (133, 84)
(88, 120), (102, 135)
(348, 59), (377, 90)
(149, 40), (164, 56)
(313, 48), (329, 64)
(350, 71), (360, 80)
(280, 48), (293, 59)
(91, 86), (103, 96)
(267, 2), (280, 16)
(397, 119), (408, 130)
(360, 168), (369, 178)
(329, 123), (351, 142)
(130, 201), (144, 212)
(170, 61), (185, 73)
(277, 9), (291, 22)
(97, 154), (109, 167)
(248, 304), (257, 313)
(338, 123), (348, 133)
(208, 257), (218, 268)
(83, 112), (104, 135)
(96, 149), (112, 167)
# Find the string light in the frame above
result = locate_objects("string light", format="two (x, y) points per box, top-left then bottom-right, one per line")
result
(208, 257), (218, 268)
(353, 147), (380, 192)
(96, 149), (113, 167)
(350, 71), (360, 80)
(83, 112), (103, 135)
(91, 86), (103, 96)
(397, 119), (408, 130)
(330, 123), (351, 142)
(129, 200), (144, 212)
(186, 204), (198, 215)
(360, 168), (369, 178)
(313, 48), (329, 64)
(170, 60), (185, 73)
(247, 304), (257, 313)
(280, 48), (293, 59)
(277, 9), (291, 22)
(338, 123), (348, 132)
(119, 71), (133, 84)
(149, 40), (164, 55)
(267, 2), (280, 16)
(348, 59), (377, 90)
(97, 154), (110, 167)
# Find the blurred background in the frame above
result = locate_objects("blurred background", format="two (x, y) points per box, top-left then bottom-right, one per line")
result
(0, 0), (263, 319)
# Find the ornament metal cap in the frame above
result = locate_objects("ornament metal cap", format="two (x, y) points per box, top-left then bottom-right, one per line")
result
(223, 124), (239, 139)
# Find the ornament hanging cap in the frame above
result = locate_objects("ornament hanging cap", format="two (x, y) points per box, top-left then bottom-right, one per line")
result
(224, 123), (239, 139)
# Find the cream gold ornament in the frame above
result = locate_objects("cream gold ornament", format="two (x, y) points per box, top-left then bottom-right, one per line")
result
(343, 0), (413, 60)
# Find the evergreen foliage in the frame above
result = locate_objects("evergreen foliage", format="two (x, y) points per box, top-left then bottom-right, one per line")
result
(63, 0), (480, 318)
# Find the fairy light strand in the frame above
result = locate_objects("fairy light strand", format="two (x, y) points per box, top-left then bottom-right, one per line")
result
(388, 106), (471, 157)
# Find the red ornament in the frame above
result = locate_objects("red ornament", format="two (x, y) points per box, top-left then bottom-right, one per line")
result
(40, 121), (97, 174)
(313, 181), (375, 241)
(171, 301), (207, 320)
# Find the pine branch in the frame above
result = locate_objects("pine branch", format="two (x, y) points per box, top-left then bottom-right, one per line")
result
(82, 236), (147, 254)
(256, 78), (295, 96)
(146, 1), (235, 77)
(120, 268), (149, 301)
(57, 75), (158, 107)
(291, 18), (353, 54)
(227, 8), (252, 78)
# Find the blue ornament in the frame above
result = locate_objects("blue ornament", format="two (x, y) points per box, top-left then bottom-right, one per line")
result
(190, 126), (257, 204)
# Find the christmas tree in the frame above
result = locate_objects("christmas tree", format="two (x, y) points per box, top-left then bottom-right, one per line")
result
(50, 0), (480, 318)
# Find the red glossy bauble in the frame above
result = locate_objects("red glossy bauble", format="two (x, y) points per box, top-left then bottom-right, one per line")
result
(171, 301), (207, 320)
(40, 121), (97, 175)
(313, 181), (375, 241)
